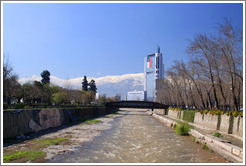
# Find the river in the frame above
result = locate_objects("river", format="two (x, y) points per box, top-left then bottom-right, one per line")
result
(48, 109), (229, 163)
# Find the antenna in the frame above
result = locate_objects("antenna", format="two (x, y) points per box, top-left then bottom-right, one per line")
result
(157, 45), (160, 53)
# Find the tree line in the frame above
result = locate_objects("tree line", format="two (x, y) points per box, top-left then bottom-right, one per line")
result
(3, 61), (103, 109)
(156, 19), (243, 111)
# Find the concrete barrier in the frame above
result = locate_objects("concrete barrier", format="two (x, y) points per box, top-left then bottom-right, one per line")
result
(153, 109), (164, 115)
(3, 107), (116, 139)
(232, 116), (243, 137)
(167, 110), (179, 119)
(155, 109), (243, 140)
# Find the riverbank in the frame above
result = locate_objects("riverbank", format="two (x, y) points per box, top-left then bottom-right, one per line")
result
(149, 111), (243, 163)
(3, 112), (122, 163)
(3, 109), (230, 163)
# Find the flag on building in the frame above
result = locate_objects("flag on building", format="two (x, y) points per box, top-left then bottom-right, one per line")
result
(147, 57), (152, 68)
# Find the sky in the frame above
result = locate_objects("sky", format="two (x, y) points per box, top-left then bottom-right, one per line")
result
(3, 2), (244, 80)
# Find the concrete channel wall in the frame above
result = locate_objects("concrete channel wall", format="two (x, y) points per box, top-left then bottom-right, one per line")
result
(151, 111), (243, 163)
(194, 113), (219, 130)
(3, 107), (116, 139)
(154, 109), (243, 139)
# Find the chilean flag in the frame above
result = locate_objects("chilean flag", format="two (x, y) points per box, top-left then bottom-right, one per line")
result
(147, 57), (152, 68)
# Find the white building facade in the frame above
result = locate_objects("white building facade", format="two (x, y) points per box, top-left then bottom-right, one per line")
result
(127, 90), (145, 101)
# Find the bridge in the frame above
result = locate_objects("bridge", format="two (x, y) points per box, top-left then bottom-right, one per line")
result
(105, 100), (169, 110)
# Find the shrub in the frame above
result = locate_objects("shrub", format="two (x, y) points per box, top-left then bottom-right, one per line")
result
(174, 108), (181, 111)
(174, 122), (190, 136)
(203, 144), (209, 150)
(209, 109), (221, 115)
(13, 103), (25, 109)
(213, 132), (222, 138)
(239, 112), (243, 117)
(203, 109), (209, 114)
(232, 111), (239, 117)
(226, 111), (232, 116)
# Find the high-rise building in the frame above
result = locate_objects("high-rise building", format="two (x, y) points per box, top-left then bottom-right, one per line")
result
(144, 46), (164, 101)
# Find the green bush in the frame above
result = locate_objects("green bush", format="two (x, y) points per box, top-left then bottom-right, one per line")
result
(13, 103), (25, 109)
(174, 122), (190, 136)
(213, 132), (222, 138)
(226, 111), (233, 116)
(232, 111), (239, 117)
(203, 143), (209, 150)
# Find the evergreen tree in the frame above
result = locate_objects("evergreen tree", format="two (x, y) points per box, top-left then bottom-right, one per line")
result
(41, 70), (50, 84)
(89, 79), (97, 94)
(82, 76), (88, 91)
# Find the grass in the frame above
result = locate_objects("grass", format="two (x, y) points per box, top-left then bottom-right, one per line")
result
(174, 122), (191, 136)
(33, 138), (68, 147)
(3, 151), (46, 163)
(203, 144), (209, 150)
(102, 115), (114, 118)
(3, 137), (68, 163)
(213, 132), (222, 138)
(85, 119), (102, 123)
(112, 112), (119, 115)
(80, 119), (102, 125)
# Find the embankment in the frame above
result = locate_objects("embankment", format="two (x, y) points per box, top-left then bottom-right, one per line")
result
(151, 109), (243, 163)
(153, 109), (243, 139)
(3, 106), (117, 139)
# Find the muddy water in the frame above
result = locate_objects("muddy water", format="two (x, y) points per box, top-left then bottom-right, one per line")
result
(49, 109), (229, 163)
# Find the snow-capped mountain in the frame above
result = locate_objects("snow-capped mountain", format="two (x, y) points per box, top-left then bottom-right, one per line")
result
(18, 73), (144, 99)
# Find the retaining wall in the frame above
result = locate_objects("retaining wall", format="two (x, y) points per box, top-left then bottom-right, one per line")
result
(3, 107), (116, 139)
(153, 109), (165, 115)
(194, 112), (219, 130)
(220, 114), (232, 133)
(154, 109), (243, 139)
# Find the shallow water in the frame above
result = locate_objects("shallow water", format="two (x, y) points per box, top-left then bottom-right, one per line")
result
(48, 109), (229, 163)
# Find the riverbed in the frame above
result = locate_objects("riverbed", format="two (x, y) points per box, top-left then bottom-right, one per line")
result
(48, 109), (229, 163)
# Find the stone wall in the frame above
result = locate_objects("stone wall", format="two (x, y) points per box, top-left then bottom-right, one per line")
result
(3, 107), (116, 139)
